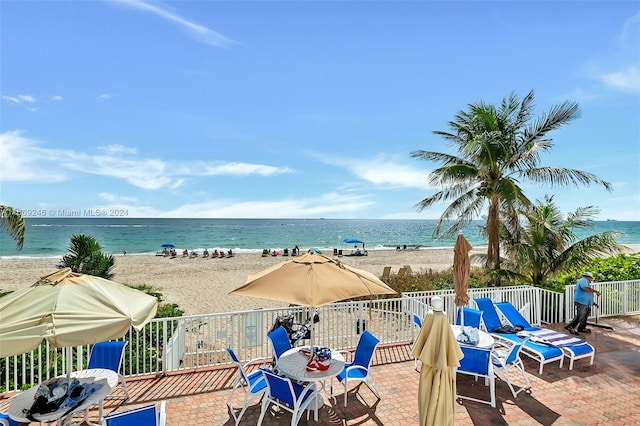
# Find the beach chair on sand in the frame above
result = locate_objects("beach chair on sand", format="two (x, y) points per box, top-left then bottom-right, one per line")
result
(381, 266), (391, 280)
(495, 302), (595, 371)
(474, 298), (564, 374)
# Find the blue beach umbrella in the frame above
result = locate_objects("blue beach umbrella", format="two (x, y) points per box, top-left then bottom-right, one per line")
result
(161, 243), (175, 248)
(343, 238), (363, 244)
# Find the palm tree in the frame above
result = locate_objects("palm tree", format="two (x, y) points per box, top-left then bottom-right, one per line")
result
(411, 90), (612, 285)
(0, 205), (26, 249)
(59, 234), (115, 279)
(499, 195), (624, 286)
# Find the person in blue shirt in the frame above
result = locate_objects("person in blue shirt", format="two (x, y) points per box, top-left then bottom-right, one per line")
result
(565, 272), (601, 335)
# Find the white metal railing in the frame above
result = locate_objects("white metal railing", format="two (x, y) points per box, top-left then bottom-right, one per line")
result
(2, 282), (637, 394)
(565, 279), (640, 321)
(401, 286), (565, 326)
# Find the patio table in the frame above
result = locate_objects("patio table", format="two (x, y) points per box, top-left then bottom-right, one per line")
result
(8, 368), (118, 426)
(451, 325), (495, 349)
(277, 347), (345, 418)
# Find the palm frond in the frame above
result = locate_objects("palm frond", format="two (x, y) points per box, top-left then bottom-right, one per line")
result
(0, 205), (26, 250)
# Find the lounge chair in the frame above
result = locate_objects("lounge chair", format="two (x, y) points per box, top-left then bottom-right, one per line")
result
(474, 298), (564, 374)
(495, 302), (595, 371)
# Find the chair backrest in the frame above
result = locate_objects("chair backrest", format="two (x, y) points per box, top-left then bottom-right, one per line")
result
(459, 346), (492, 375)
(413, 314), (422, 328)
(105, 404), (158, 426)
(353, 330), (380, 368)
(267, 326), (292, 360)
(473, 298), (503, 331)
(261, 369), (296, 406)
(88, 341), (128, 372)
(226, 348), (250, 383)
(456, 307), (483, 328)
(495, 302), (535, 330)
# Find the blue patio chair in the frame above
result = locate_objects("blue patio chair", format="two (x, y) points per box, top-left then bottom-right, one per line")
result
(491, 336), (531, 398)
(495, 301), (595, 371)
(456, 307), (483, 328)
(474, 298), (564, 374)
(104, 401), (166, 425)
(258, 369), (317, 426)
(332, 330), (381, 407)
(267, 326), (293, 370)
(456, 346), (496, 408)
(0, 394), (20, 426)
(87, 340), (129, 398)
(225, 348), (269, 425)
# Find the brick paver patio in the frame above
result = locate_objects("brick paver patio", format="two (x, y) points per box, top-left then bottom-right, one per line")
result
(5, 315), (639, 425)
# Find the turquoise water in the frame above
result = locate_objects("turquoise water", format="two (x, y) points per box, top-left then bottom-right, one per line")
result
(1, 218), (639, 258)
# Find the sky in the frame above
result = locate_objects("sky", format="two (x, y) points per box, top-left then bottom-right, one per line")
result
(1, 1), (639, 220)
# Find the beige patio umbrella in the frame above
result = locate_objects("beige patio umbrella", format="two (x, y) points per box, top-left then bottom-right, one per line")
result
(453, 233), (473, 325)
(411, 297), (463, 426)
(230, 251), (396, 308)
(230, 251), (396, 349)
(0, 268), (158, 358)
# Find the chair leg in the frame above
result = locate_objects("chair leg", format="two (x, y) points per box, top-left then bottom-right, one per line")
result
(120, 375), (129, 399)
(257, 397), (269, 426)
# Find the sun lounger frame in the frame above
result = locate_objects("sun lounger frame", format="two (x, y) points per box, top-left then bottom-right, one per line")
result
(495, 301), (595, 372)
(474, 298), (565, 374)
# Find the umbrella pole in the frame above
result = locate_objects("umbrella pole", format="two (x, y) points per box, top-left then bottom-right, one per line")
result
(66, 346), (73, 380)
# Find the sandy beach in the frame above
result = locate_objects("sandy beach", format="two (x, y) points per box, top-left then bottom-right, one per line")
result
(2, 244), (637, 315)
(0, 248), (486, 315)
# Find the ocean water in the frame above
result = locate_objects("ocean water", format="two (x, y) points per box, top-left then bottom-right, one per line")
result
(1, 218), (639, 258)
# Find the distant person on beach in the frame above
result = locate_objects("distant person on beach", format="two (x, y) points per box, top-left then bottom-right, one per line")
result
(183, 249), (189, 257)
(123, 250), (126, 255)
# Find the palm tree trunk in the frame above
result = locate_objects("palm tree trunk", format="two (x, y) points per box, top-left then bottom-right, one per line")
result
(487, 197), (501, 286)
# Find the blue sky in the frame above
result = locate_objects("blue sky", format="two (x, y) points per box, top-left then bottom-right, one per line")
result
(1, 1), (638, 220)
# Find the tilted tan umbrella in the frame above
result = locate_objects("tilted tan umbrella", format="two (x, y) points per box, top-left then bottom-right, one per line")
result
(230, 251), (396, 351)
(411, 297), (463, 426)
(453, 233), (473, 324)
(230, 251), (396, 308)
(0, 268), (158, 358)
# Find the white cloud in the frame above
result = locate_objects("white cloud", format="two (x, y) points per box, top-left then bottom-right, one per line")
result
(98, 94), (113, 101)
(98, 144), (138, 155)
(0, 131), (67, 182)
(0, 131), (294, 190)
(314, 152), (434, 190)
(112, 0), (238, 48)
(200, 162), (293, 177)
(18, 95), (35, 103)
(52, 96), (64, 102)
(103, 191), (374, 218)
(1, 94), (36, 104)
(599, 65), (640, 94)
(99, 192), (138, 204)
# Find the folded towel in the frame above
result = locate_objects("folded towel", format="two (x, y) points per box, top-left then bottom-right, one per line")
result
(456, 326), (480, 345)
